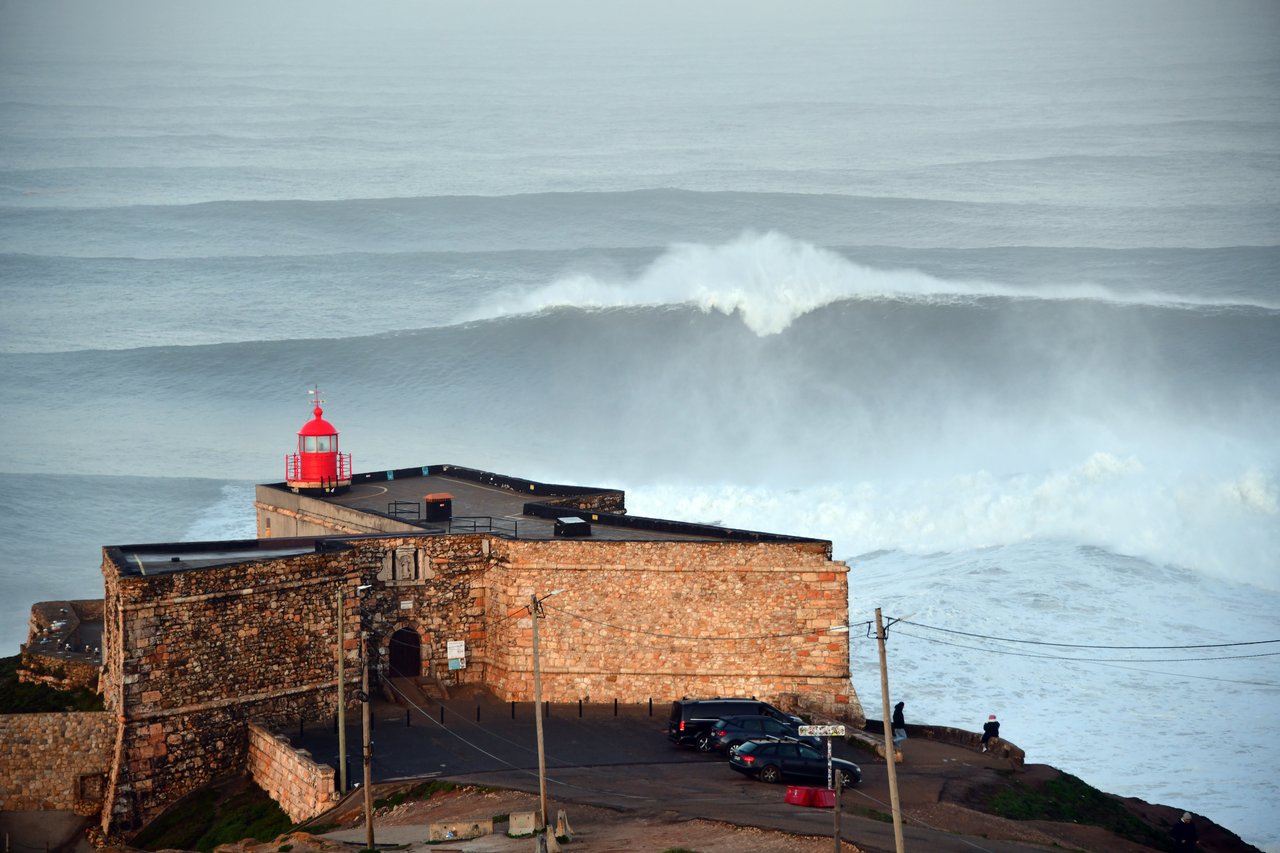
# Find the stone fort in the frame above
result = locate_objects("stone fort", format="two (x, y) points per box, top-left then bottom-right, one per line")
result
(2, 405), (863, 838)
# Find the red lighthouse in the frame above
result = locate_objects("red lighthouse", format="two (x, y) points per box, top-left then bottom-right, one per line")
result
(285, 388), (352, 494)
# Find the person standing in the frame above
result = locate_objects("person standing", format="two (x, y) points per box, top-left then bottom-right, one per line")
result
(892, 701), (907, 744)
(1171, 812), (1199, 849)
(981, 714), (999, 751)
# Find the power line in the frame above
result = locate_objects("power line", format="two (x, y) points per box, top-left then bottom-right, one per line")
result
(893, 628), (1280, 663)
(891, 617), (1280, 651)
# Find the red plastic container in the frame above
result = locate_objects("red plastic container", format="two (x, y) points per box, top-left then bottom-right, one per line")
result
(784, 785), (814, 806)
(810, 788), (836, 808)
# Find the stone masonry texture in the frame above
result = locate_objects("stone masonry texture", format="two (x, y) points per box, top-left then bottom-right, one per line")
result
(0, 712), (114, 814)
(93, 494), (862, 836)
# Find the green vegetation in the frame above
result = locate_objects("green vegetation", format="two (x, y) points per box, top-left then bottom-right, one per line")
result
(0, 655), (103, 713)
(846, 803), (893, 823)
(982, 771), (1172, 851)
(373, 780), (458, 810)
(132, 776), (293, 852)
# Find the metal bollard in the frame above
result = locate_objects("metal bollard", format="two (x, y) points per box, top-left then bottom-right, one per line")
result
(511, 699), (516, 719)
(613, 698), (618, 717)
(578, 699), (582, 718)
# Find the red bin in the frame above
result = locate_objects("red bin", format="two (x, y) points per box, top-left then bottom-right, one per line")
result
(785, 785), (815, 806)
(810, 788), (836, 808)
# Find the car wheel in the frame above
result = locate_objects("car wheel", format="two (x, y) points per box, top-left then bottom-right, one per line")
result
(837, 769), (858, 788)
(727, 740), (743, 755)
(758, 765), (783, 784)
(695, 733), (714, 752)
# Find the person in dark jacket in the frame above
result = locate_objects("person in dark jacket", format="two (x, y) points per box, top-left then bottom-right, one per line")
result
(981, 714), (999, 751)
(892, 701), (907, 744)
(1171, 812), (1199, 849)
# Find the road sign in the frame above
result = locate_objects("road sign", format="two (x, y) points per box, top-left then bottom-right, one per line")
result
(798, 724), (846, 737)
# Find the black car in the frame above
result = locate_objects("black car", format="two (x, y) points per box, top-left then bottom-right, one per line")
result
(708, 715), (820, 753)
(668, 698), (803, 750)
(729, 739), (861, 787)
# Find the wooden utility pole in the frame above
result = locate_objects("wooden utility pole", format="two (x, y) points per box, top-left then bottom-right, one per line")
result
(336, 587), (347, 794)
(876, 607), (905, 853)
(832, 766), (843, 852)
(361, 628), (374, 851)
(531, 593), (549, 829)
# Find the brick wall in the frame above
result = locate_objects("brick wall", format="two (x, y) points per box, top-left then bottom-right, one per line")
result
(246, 724), (338, 823)
(0, 712), (114, 814)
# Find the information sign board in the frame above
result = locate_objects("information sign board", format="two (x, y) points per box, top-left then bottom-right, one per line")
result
(798, 725), (846, 737)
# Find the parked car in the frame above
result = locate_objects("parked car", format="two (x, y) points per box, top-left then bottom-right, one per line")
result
(708, 715), (820, 753)
(729, 739), (861, 787)
(668, 698), (803, 751)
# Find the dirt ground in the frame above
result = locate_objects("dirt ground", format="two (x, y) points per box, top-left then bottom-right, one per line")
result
(223, 788), (864, 853)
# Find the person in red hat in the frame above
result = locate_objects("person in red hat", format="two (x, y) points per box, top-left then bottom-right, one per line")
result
(981, 714), (1000, 752)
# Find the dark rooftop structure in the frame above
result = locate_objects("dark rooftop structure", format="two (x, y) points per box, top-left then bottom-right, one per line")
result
(260, 462), (828, 546)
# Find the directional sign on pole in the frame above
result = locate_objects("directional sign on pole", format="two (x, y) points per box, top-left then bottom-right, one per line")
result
(798, 724), (846, 737)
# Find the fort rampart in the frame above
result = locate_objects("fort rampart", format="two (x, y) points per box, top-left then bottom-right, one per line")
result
(246, 723), (338, 823)
(0, 711), (114, 814)
(92, 477), (861, 836)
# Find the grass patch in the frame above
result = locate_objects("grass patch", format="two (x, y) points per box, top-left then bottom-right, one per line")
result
(846, 804), (893, 823)
(133, 776), (292, 852)
(0, 655), (103, 713)
(982, 771), (1172, 850)
(374, 780), (459, 811)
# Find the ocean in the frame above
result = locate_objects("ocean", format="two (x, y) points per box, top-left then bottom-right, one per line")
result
(1, 0), (1277, 847)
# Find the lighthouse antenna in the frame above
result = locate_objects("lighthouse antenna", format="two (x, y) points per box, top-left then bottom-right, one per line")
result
(308, 385), (325, 408)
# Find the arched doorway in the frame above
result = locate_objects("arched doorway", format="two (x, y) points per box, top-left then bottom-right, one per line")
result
(388, 628), (421, 678)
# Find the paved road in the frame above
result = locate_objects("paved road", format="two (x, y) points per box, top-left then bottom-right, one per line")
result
(289, 694), (1057, 853)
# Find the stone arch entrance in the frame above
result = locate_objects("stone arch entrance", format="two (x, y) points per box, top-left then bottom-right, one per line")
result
(388, 627), (422, 678)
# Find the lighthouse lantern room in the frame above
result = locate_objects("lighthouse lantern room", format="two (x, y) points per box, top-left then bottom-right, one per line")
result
(285, 388), (352, 494)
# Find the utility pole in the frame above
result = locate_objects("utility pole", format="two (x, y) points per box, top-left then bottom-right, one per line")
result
(876, 607), (905, 853)
(531, 592), (549, 829)
(336, 587), (347, 794)
(528, 589), (564, 830)
(832, 767), (843, 853)
(361, 626), (374, 851)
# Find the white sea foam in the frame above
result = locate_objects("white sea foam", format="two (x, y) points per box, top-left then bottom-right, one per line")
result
(464, 232), (1279, 336)
(624, 478), (1280, 850)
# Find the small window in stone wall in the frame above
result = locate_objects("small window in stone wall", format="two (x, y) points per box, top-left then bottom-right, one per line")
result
(78, 773), (106, 802)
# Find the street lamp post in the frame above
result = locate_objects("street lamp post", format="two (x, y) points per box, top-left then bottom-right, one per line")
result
(530, 589), (564, 830)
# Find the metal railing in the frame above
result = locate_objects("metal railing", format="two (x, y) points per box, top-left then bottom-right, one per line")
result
(449, 516), (519, 538)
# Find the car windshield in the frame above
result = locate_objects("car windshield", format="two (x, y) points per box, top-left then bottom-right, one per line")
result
(711, 719), (728, 728)
(735, 741), (762, 756)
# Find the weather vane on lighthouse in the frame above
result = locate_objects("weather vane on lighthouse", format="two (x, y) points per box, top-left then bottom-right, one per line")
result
(285, 386), (352, 494)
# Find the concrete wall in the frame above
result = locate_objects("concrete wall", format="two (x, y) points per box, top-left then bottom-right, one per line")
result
(0, 712), (114, 814)
(246, 724), (338, 823)
(255, 486), (420, 538)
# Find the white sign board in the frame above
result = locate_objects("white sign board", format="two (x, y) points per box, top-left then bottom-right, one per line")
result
(446, 640), (466, 659)
(798, 725), (846, 737)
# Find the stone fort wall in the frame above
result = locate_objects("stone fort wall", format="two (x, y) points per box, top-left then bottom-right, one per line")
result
(0, 711), (114, 814)
(99, 520), (861, 835)
(246, 723), (338, 823)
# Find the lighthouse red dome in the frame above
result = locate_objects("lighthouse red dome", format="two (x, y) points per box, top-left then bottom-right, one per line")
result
(299, 405), (337, 436)
(285, 392), (352, 494)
